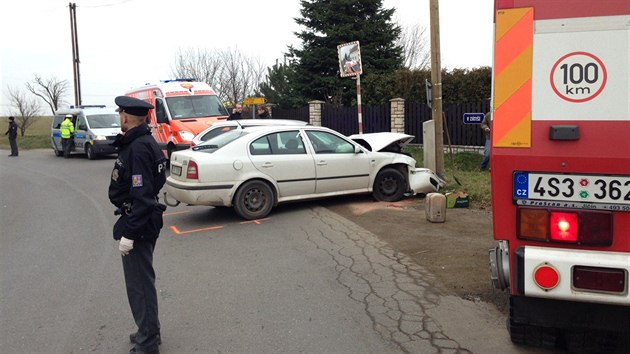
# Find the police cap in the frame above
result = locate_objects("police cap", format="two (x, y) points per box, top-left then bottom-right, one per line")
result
(65, 114), (73, 118)
(115, 96), (154, 116)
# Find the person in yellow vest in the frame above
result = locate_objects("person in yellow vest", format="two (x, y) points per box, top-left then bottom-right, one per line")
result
(60, 114), (75, 158)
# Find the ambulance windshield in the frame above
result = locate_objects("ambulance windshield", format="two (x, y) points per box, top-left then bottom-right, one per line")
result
(167, 95), (229, 119)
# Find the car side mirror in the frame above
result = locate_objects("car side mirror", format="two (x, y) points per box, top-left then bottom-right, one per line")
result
(354, 145), (362, 154)
(156, 109), (169, 124)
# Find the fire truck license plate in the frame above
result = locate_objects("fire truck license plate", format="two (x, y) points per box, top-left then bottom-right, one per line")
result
(513, 172), (630, 210)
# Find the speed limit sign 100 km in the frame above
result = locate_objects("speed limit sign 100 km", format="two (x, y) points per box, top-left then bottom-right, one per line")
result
(550, 51), (607, 103)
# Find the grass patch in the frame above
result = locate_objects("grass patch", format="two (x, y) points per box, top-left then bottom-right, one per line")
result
(0, 116), (53, 150)
(405, 145), (491, 209)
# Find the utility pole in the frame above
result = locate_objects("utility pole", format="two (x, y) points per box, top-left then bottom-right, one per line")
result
(69, 2), (82, 106)
(429, 0), (445, 177)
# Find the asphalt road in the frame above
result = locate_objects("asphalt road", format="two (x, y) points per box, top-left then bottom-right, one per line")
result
(1, 150), (536, 354)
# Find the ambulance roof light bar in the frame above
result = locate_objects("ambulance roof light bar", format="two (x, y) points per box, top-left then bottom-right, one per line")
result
(161, 78), (197, 83)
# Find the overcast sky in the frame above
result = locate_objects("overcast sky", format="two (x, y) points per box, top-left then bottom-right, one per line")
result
(0, 0), (493, 114)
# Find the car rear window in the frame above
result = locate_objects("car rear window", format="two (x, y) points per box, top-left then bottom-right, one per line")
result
(193, 129), (250, 152)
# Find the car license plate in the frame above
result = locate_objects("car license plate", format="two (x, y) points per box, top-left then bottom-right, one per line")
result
(171, 165), (182, 176)
(513, 172), (630, 210)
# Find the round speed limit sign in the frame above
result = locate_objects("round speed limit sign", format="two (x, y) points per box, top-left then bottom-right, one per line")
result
(549, 51), (607, 103)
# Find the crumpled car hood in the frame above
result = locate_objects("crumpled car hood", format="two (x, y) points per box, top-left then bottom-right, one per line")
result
(348, 132), (415, 152)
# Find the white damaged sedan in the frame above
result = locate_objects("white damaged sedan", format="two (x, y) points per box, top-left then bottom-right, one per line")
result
(165, 126), (444, 220)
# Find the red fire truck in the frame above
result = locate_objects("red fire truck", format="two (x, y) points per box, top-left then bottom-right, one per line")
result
(488, 0), (630, 351)
(126, 79), (229, 157)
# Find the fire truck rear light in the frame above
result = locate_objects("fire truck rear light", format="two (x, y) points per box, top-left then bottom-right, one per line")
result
(578, 212), (613, 246)
(534, 264), (560, 290)
(518, 209), (548, 240)
(573, 266), (625, 293)
(186, 160), (199, 180)
(550, 212), (578, 242)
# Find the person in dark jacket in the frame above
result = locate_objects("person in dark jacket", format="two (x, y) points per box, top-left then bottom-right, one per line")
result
(257, 105), (270, 119)
(479, 112), (491, 171)
(227, 103), (243, 120)
(109, 96), (167, 354)
(5, 116), (18, 156)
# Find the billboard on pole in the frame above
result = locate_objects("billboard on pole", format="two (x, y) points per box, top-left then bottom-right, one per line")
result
(337, 41), (362, 77)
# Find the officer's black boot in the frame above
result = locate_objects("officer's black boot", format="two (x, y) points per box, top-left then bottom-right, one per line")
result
(129, 332), (161, 345)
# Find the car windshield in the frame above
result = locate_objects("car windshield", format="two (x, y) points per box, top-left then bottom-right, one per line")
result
(194, 129), (251, 152)
(86, 114), (120, 128)
(166, 95), (229, 119)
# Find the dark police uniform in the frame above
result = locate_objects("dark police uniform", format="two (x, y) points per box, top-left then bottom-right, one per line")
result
(5, 116), (18, 156)
(109, 96), (167, 354)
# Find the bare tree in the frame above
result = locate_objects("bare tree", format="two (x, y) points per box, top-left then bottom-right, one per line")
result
(7, 86), (42, 136)
(172, 48), (222, 88)
(397, 23), (431, 70)
(25, 74), (69, 116)
(171, 48), (267, 106)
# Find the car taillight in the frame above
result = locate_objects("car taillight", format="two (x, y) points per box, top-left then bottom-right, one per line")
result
(578, 212), (613, 245)
(550, 212), (578, 242)
(517, 208), (612, 245)
(518, 209), (548, 240)
(186, 160), (198, 180)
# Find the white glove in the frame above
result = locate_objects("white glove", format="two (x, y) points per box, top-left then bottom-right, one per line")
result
(119, 237), (134, 256)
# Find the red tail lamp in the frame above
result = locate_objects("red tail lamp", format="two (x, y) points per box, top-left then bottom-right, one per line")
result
(578, 212), (613, 245)
(550, 212), (578, 242)
(517, 208), (612, 245)
(186, 160), (199, 180)
(534, 264), (560, 290)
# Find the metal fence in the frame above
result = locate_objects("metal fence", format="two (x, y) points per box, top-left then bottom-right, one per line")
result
(405, 101), (490, 146)
(271, 106), (310, 122)
(321, 104), (391, 136)
(273, 100), (490, 147)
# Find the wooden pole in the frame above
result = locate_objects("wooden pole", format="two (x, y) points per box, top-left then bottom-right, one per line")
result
(429, 0), (445, 177)
(72, 2), (82, 106)
(69, 3), (78, 107)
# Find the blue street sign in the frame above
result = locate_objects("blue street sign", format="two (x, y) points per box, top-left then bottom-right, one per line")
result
(463, 113), (485, 124)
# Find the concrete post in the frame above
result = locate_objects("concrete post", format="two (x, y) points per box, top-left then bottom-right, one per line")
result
(389, 98), (405, 133)
(423, 120), (436, 171)
(308, 100), (325, 126)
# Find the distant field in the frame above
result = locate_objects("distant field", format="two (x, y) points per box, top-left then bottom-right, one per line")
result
(0, 116), (53, 150)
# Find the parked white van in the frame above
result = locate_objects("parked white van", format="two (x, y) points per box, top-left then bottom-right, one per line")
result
(51, 105), (120, 159)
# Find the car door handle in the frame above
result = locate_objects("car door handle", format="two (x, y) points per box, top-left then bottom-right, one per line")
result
(316, 161), (327, 166)
(261, 162), (274, 168)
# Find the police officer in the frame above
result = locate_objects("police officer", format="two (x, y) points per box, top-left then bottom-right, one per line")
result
(5, 116), (18, 156)
(60, 114), (75, 158)
(109, 96), (167, 354)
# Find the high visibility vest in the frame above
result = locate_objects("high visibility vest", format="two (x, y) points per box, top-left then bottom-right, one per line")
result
(60, 119), (75, 138)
